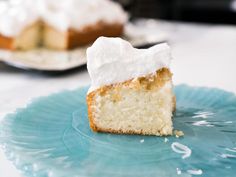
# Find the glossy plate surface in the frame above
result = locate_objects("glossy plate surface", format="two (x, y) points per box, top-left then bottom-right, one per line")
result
(0, 85), (236, 177)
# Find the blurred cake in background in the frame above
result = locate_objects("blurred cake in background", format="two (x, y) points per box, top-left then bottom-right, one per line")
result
(0, 0), (40, 50)
(40, 0), (127, 50)
(0, 0), (127, 50)
(86, 37), (175, 136)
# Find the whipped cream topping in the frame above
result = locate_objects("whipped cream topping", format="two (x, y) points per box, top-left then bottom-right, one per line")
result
(87, 37), (171, 92)
(0, 0), (128, 37)
(0, 0), (39, 37)
(39, 0), (128, 32)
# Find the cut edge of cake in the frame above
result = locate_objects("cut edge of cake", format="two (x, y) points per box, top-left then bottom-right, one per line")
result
(87, 68), (176, 136)
(0, 22), (124, 50)
(0, 22), (41, 50)
(43, 22), (124, 50)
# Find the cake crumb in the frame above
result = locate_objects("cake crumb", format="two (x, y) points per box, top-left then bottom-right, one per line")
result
(174, 130), (184, 138)
(140, 139), (144, 143)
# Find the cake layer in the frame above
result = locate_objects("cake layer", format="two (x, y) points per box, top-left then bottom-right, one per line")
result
(43, 23), (123, 50)
(0, 0), (127, 37)
(87, 68), (175, 136)
(0, 22), (123, 50)
(0, 0), (127, 50)
(0, 22), (41, 50)
(14, 23), (42, 50)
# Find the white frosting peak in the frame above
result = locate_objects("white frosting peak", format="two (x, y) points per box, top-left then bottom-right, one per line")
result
(0, 0), (127, 37)
(0, 0), (39, 37)
(87, 37), (172, 92)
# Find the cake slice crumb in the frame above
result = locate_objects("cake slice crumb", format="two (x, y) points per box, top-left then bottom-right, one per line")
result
(174, 130), (184, 138)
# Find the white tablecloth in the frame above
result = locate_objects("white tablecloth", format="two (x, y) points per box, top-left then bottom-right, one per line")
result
(0, 20), (236, 177)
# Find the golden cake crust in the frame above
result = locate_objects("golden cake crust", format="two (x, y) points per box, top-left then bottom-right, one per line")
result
(0, 34), (14, 50)
(0, 21), (124, 50)
(67, 22), (124, 49)
(44, 22), (124, 50)
(87, 68), (176, 135)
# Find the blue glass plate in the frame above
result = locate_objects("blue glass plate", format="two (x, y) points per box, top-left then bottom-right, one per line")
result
(0, 85), (236, 177)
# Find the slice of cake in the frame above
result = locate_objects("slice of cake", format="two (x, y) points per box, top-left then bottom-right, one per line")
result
(0, 1), (41, 50)
(0, 22), (42, 50)
(0, 0), (127, 50)
(86, 37), (175, 136)
(40, 0), (127, 50)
